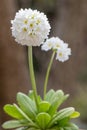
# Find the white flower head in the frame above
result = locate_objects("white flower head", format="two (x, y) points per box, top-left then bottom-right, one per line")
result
(11, 8), (51, 46)
(56, 45), (71, 62)
(41, 37), (71, 62)
(41, 37), (65, 51)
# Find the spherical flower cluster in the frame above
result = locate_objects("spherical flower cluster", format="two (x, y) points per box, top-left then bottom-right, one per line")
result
(11, 9), (51, 46)
(41, 37), (71, 62)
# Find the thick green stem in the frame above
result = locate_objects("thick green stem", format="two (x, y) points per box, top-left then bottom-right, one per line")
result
(43, 51), (55, 99)
(28, 46), (38, 109)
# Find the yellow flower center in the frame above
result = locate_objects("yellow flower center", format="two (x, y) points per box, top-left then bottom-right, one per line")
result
(59, 52), (63, 57)
(36, 20), (41, 25)
(29, 32), (35, 36)
(23, 27), (27, 32)
(56, 44), (60, 48)
(31, 15), (35, 19)
(24, 20), (28, 24)
(30, 23), (33, 28)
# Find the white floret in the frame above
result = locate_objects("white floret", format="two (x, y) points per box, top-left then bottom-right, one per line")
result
(56, 45), (71, 62)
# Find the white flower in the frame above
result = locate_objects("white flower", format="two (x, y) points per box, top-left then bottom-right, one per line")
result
(41, 37), (71, 62)
(41, 38), (54, 51)
(41, 37), (64, 51)
(11, 8), (51, 46)
(56, 45), (71, 62)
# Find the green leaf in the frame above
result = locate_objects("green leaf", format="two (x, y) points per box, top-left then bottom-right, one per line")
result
(45, 89), (62, 103)
(48, 90), (69, 116)
(28, 90), (34, 99)
(69, 123), (79, 130)
(47, 127), (64, 130)
(59, 128), (64, 130)
(4, 104), (24, 119)
(48, 98), (63, 116)
(16, 127), (26, 130)
(27, 128), (40, 130)
(2, 120), (28, 129)
(49, 90), (64, 104)
(64, 127), (71, 130)
(48, 107), (75, 128)
(36, 112), (51, 129)
(13, 104), (33, 123)
(28, 90), (42, 103)
(45, 89), (55, 102)
(54, 107), (74, 121)
(64, 123), (79, 130)
(17, 92), (37, 119)
(39, 101), (51, 112)
(16, 127), (25, 130)
(4, 104), (34, 124)
(70, 111), (80, 118)
(58, 117), (70, 127)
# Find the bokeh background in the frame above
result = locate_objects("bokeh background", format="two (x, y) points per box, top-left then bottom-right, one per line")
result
(0, 0), (87, 129)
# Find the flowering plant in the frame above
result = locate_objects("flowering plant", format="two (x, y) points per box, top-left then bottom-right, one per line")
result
(2, 9), (80, 130)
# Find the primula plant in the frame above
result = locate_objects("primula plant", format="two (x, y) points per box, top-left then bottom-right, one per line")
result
(2, 9), (80, 130)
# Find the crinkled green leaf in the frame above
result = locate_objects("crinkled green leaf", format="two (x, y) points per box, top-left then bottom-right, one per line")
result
(3, 94), (34, 125)
(64, 123), (79, 130)
(36, 112), (51, 129)
(39, 101), (51, 112)
(59, 128), (64, 130)
(45, 90), (64, 104)
(27, 128), (40, 130)
(45, 89), (55, 102)
(45, 90), (69, 116)
(54, 107), (74, 121)
(13, 104), (33, 123)
(28, 90), (34, 99)
(48, 90), (69, 116)
(28, 90), (42, 103)
(48, 97), (65, 116)
(16, 127), (25, 130)
(49, 90), (64, 104)
(2, 120), (28, 129)
(70, 111), (80, 118)
(69, 123), (79, 130)
(64, 127), (71, 130)
(4, 104), (24, 119)
(58, 117), (70, 127)
(17, 92), (37, 119)
(60, 128), (64, 130)
(48, 107), (75, 128)
(47, 127), (64, 130)
(51, 123), (79, 130)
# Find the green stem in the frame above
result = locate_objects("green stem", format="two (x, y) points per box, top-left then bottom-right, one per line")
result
(28, 46), (38, 109)
(43, 51), (55, 99)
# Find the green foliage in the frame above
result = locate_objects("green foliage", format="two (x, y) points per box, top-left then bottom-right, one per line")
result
(17, 92), (37, 120)
(2, 120), (29, 129)
(36, 112), (51, 129)
(45, 90), (69, 116)
(38, 101), (51, 112)
(4, 104), (24, 119)
(2, 90), (80, 130)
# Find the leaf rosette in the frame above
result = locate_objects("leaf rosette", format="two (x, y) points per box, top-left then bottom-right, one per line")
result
(2, 90), (80, 130)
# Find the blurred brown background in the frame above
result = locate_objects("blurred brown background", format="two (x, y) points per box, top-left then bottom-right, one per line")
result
(0, 0), (87, 129)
